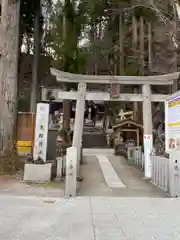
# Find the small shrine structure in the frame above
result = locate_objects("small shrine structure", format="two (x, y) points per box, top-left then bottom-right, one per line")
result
(112, 119), (143, 148)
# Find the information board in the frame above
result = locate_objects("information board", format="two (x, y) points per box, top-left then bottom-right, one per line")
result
(165, 94), (180, 153)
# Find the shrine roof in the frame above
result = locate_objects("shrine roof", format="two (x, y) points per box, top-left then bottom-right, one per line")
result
(112, 119), (143, 130)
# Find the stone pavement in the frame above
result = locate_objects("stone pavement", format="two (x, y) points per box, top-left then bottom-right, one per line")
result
(0, 149), (178, 239)
(97, 155), (126, 188)
(0, 195), (180, 240)
(78, 154), (166, 197)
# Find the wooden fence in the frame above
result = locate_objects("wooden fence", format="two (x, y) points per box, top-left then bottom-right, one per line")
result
(16, 112), (35, 156)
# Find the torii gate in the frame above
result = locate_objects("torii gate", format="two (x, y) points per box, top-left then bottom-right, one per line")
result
(42, 68), (179, 197)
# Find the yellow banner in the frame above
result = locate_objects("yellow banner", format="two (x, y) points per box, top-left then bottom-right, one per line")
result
(16, 141), (32, 147)
(168, 99), (180, 107)
(168, 122), (180, 127)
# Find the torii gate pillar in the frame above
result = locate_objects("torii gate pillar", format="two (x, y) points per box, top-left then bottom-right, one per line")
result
(142, 84), (153, 178)
(72, 83), (87, 177)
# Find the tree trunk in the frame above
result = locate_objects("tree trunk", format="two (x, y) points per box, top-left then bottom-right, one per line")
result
(139, 16), (144, 76)
(30, 1), (41, 112)
(132, 14), (139, 121)
(117, 9), (124, 98)
(172, 4), (177, 93)
(147, 21), (152, 72)
(63, 85), (70, 131)
(138, 16), (145, 123)
(93, 24), (98, 75)
(62, 14), (70, 132)
(0, 0), (20, 155)
(132, 14), (137, 58)
(119, 11), (124, 75)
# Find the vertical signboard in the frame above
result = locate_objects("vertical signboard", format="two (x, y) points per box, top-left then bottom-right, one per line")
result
(33, 103), (50, 163)
(144, 134), (153, 178)
(165, 93), (180, 153)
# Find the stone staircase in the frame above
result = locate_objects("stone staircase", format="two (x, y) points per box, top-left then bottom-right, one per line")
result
(82, 124), (108, 148)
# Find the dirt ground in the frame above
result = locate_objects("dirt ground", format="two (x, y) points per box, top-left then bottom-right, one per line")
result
(0, 172), (22, 184)
(0, 172), (64, 198)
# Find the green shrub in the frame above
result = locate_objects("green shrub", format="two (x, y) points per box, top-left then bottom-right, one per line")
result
(0, 151), (25, 175)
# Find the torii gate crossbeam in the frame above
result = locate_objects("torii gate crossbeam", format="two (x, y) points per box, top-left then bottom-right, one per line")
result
(51, 68), (178, 85)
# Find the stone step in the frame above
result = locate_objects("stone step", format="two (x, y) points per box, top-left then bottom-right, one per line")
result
(83, 148), (114, 156)
(83, 128), (104, 133)
(82, 132), (107, 148)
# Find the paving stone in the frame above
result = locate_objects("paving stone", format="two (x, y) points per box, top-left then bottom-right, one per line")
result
(96, 155), (126, 188)
(1, 195), (180, 239)
(78, 154), (167, 197)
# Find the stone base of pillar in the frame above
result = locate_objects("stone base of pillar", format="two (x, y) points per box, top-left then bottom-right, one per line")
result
(23, 163), (52, 183)
(65, 147), (77, 198)
(142, 176), (151, 181)
(76, 176), (83, 182)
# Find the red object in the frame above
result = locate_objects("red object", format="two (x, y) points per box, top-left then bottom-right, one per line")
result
(114, 86), (117, 95)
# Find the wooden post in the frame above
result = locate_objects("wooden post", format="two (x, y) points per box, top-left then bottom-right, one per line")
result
(133, 87), (139, 121)
(72, 83), (86, 177)
(137, 128), (139, 146)
(142, 84), (153, 178)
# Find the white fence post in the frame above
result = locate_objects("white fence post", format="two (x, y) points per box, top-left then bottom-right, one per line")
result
(128, 147), (142, 169)
(150, 155), (169, 192)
